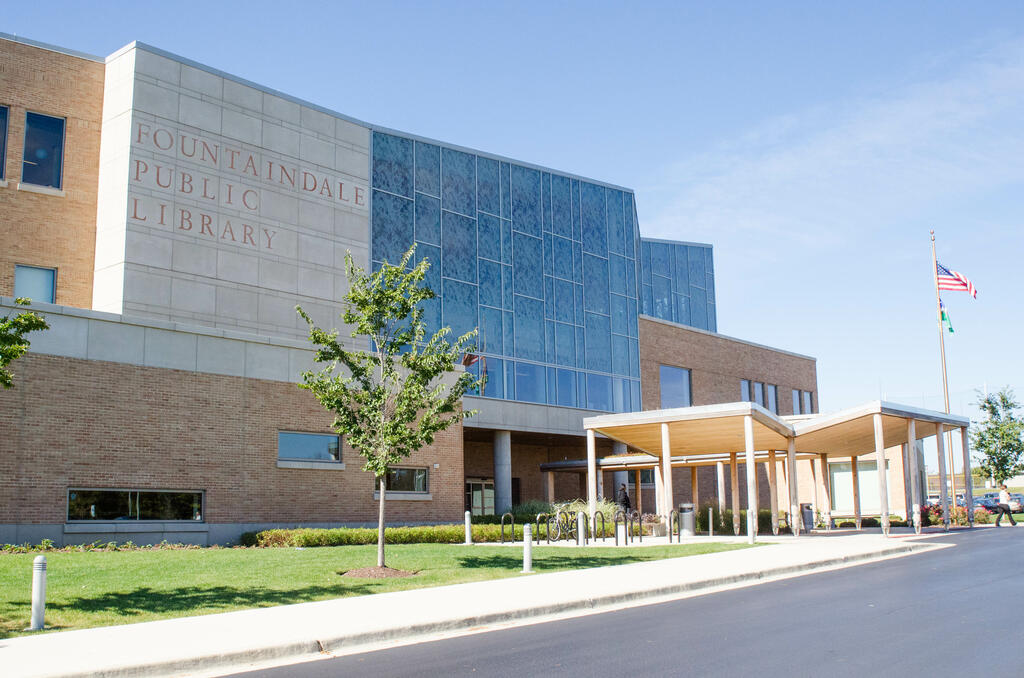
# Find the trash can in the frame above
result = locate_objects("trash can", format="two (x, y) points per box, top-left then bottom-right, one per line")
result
(800, 503), (815, 531)
(678, 503), (696, 537)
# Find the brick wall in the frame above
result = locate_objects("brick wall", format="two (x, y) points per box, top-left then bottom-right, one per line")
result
(0, 353), (464, 526)
(0, 39), (103, 308)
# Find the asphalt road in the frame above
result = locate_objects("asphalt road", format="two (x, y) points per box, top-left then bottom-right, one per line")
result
(228, 529), (1022, 678)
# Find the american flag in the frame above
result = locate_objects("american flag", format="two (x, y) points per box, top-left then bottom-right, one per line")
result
(936, 262), (977, 299)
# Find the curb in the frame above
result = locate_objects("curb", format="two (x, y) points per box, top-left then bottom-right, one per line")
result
(42, 541), (937, 678)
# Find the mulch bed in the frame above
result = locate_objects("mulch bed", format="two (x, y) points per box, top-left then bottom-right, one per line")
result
(341, 566), (417, 579)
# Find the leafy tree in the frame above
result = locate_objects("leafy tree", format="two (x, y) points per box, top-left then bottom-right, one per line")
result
(971, 388), (1024, 484)
(297, 246), (482, 569)
(1, 298), (49, 389)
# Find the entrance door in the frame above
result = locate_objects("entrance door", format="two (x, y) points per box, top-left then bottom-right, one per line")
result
(465, 479), (495, 516)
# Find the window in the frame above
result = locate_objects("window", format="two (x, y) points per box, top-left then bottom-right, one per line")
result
(792, 389), (814, 414)
(660, 365), (691, 408)
(387, 467), (428, 493)
(753, 382), (764, 406)
(466, 479), (494, 515)
(741, 379), (750, 402)
(630, 469), (655, 487)
(0, 105), (8, 180)
(13, 265), (56, 303)
(792, 389), (801, 414)
(22, 112), (65, 189)
(802, 390), (814, 414)
(277, 432), (340, 462)
(68, 489), (203, 521)
(765, 384), (778, 414)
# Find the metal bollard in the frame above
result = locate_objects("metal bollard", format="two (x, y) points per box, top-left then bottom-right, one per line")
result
(576, 511), (586, 546)
(30, 555), (46, 631)
(709, 507), (714, 538)
(522, 524), (533, 573)
(464, 510), (472, 545)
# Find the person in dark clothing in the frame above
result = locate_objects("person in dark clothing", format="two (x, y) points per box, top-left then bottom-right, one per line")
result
(995, 484), (1017, 527)
(617, 483), (631, 512)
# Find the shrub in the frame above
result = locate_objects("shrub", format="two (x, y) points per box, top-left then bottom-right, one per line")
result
(974, 507), (993, 524)
(693, 503), (777, 534)
(838, 521), (855, 528)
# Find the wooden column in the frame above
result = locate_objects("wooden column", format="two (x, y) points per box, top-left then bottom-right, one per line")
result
(768, 450), (779, 535)
(962, 426), (974, 525)
(635, 468), (643, 515)
(690, 466), (700, 508)
(851, 455), (862, 529)
(873, 413), (890, 535)
(819, 453), (832, 530)
(787, 438), (800, 535)
(586, 429), (597, 520)
(546, 471), (556, 504)
(730, 451), (740, 536)
(744, 415), (757, 541)
(936, 423), (949, 529)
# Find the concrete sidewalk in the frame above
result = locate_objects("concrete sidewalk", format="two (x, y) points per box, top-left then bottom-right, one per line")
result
(2, 532), (952, 678)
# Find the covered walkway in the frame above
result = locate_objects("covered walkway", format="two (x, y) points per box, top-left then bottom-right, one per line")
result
(582, 401), (971, 540)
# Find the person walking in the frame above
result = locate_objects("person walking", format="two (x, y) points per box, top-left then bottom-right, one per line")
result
(995, 484), (1017, 527)
(617, 483), (631, 513)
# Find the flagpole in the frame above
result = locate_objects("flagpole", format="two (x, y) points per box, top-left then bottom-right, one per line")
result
(930, 230), (958, 510)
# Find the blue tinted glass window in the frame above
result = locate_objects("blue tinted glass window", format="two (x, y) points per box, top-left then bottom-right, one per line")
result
(630, 380), (641, 412)
(441, 148), (475, 216)
(582, 255), (609, 314)
(415, 193), (441, 246)
(13, 265), (56, 303)
(577, 371), (587, 406)
(625, 258), (636, 297)
(500, 162), (511, 218)
(641, 241), (652, 284)
(554, 322), (575, 366)
(414, 141), (440, 197)
(372, 132), (412, 198)
(542, 172), (551, 232)
(652, 276), (672, 321)
(371, 190), (413, 264)
(421, 297), (441, 336)
(673, 247), (689, 294)
(660, 365), (692, 408)
(550, 174), (572, 238)
(479, 259), (502, 307)
(22, 112), (65, 189)
(278, 432), (341, 462)
(481, 357), (504, 398)
(609, 254), (626, 295)
(690, 287), (708, 330)
(623, 194), (636, 258)
(513, 233), (543, 298)
(575, 324), (586, 368)
(503, 309), (514, 356)
(477, 156), (500, 215)
(572, 242), (583, 284)
(515, 362), (546, 404)
(707, 304), (717, 332)
(546, 366), (557, 404)
(612, 334), (629, 376)
(586, 373), (613, 412)
(688, 246), (706, 284)
(544, 275), (554, 320)
(556, 368), (577, 408)
(580, 182), (607, 257)
(626, 297), (638, 337)
(545, 320), (555, 362)
(442, 278), (478, 341)
(514, 295), (544, 361)
(500, 220), (512, 265)
(613, 377), (630, 412)
(553, 278), (574, 323)
(573, 284), (584, 325)
(417, 243), (441, 294)
(584, 312), (611, 372)
(0, 107), (7, 180)
(478, 212), (501, 261)
(641, 284), (653, 316)
(706, 271), (716, 304)
(480, 306), (503, 354)
(571, 179), (581, 241)
(628, 337), (639, 378)
(675, 295), (691, 326)
(502, 265), (513, 309)
(607, 189), (624, 255)
(543, 233), (553, 277)
(610, 294), (628, 335)
(553, 236), (573, 280)
(442, 211), (477, 283)
(511, 165), (541, 237)
(651, 242), (671, 277)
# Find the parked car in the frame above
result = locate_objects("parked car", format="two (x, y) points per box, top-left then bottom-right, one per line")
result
(1011, 494), (1024, 513)
(973, 497), (997, 513)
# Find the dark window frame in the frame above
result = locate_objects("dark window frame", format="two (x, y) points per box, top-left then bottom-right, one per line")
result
(66, 488), (204, 522)
(22, 110), (66, 189)
(386, 466), (429, 493)
(13, 264), (57, 303)
(0, 105), (8, 181)
(277, 431), (342, 463)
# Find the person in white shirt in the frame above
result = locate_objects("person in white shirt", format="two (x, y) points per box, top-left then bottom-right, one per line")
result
(995, 484), (1017, 527)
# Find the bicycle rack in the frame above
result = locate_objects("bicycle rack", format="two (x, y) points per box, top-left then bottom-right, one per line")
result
(668, 509), (679, 543)
(556, 510), (571, 542)
(546, 513), (556, 544)
(593, 511), (606, 542)
(613, 510), (626, 546)
(500, 512), (515, 544)
(535, 513), (549, 544)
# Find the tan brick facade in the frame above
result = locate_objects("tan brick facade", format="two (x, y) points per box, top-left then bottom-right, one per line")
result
(0, 353), (464, 534)
(0, 40), (103, 308)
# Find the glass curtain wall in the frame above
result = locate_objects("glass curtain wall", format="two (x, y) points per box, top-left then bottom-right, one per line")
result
(639, 239), (716, 331)
(370, 131), (642, 412)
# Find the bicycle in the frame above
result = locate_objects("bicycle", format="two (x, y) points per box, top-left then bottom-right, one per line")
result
(549, 510), (578, 542)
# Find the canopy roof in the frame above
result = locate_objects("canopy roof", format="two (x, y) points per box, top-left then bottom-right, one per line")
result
(583, 401), (969, 459)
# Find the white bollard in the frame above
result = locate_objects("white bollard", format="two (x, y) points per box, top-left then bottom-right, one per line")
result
(709, 507), (714, 538)
(464, 511), (472, 545)
(30, 555), (46, 631)
(522, 524), (533, 573)
(748, 509), (756, 544)
(576, 512), (586, 546)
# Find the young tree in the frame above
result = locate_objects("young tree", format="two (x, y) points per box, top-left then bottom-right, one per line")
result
(297, 246), (482, 570)
(971, 387), (1024, 484)
(1, 298), (49, 389)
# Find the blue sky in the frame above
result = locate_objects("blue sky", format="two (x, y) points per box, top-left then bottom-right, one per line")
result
(6, 2), (1022, 465)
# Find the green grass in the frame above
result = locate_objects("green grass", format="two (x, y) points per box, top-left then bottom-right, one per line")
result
(0, 542), (749, 638)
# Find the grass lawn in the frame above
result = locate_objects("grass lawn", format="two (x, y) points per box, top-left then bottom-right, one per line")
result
(0, 542), (749, 638)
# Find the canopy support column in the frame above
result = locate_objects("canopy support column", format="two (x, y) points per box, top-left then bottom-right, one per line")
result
(768, 450), (779, 535)
(936, 424), (949, 529)
(819, 453), (832, 531)
(873, 413), (890, 535)
(716, 461), (726, 514)
(744, 415), (757, 542)
(901, 443), (912, 521)
(962, 426), (974, 525)
(635, 469), (643, 515)
(851, 455), (862, 529)
(586, 429), (597, 520)
(546, 471), (556, 504)
(661, 423), (674, 522)
(907, 419), (920, 532)
(730, 452), (740, 536)
(788, 437), (800, 536)
(690, 466), (699, 508)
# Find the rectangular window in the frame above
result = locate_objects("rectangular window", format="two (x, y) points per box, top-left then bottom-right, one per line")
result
(792, 389), (801, 414)
(13, 265), (56, 303)
(67, 489), (203, 521)
(741, 379), (751, 402)
(753, 382), (764, 406)
(659, 365), (692, 408)
(0, 105), (8, 180)
(387, 467), (428, 493)
(22, 112), (66, 189)
(803, 390), (814, 414)
(765, 384), (778, 414)
(277, 432), (340, 462)
(465, 479), (494, 515)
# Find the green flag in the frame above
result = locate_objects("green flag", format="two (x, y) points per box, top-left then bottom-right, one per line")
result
(940, 299), (954, 333)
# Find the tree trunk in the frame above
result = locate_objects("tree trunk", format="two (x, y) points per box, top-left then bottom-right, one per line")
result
(377, 474), (387, 568)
